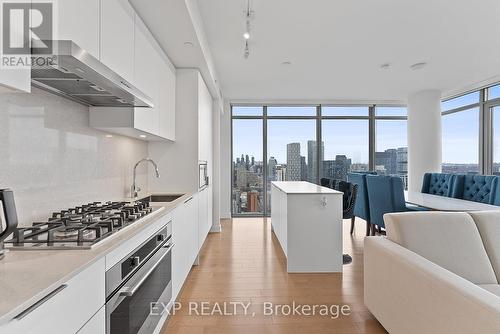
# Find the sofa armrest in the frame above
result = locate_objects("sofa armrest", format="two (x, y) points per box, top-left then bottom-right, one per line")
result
(364, 237), (500, 334)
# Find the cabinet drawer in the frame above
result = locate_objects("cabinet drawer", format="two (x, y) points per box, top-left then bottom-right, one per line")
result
(2, 258), (105, 334)
(77, 307), (105, 334)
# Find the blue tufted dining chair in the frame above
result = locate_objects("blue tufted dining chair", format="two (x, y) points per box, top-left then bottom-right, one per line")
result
(421, 173), (460, 198)
(347, 173), (372, 236)
(456, 174), (500, 205)
(366, 175), (428, 235)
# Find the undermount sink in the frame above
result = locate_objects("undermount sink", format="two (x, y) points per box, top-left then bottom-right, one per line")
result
(140, 194), (184, 203)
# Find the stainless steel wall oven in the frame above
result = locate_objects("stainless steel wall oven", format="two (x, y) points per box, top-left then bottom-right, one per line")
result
(105, 223), (173, 334)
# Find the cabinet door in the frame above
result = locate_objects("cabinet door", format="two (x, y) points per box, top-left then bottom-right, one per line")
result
(55, 0), (99, 58)
(172, 195), (199, 300)
(197, 75), (212, 161)
(1, 258), (105, 334)
(100, 0), (134, 82)
(77, 307), (105, 334)
(158, 57), (176, 140)
(133, 14), (159, 135)
(198, 188), (210, 248)
(0, 70), (30, 92)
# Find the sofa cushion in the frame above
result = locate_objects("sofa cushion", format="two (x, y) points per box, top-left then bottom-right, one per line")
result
(469, 211), (500, 283)
(479, 284), (500, 298)
(385, 211), (498, 284)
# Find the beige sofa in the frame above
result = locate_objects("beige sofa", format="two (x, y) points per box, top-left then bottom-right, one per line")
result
(364, 211), (500, 334)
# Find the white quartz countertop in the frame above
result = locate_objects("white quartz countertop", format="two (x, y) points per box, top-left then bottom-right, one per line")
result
(271, 181), (342, 194)
(0, 191), (194, 324)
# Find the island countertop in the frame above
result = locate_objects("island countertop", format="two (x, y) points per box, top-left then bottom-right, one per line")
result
(271, 181), (343, 194)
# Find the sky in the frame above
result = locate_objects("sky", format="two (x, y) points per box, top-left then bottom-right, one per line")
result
(233, 92), (500, 165)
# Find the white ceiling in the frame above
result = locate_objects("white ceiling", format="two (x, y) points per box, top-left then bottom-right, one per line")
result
(197, 0), (500, 102)
(130, 0), (222, 101)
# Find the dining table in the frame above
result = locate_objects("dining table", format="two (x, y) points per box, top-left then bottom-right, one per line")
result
(405, 191), (500, 212)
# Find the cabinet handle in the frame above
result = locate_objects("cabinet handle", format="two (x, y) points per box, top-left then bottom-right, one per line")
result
(184, 196), (193, 204)
(15, 284), (68, 320)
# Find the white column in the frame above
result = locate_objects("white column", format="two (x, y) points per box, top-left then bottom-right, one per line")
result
(407, 90), (442, 192)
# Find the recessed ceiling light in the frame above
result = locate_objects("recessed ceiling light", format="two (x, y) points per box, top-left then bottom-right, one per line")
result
(380, 63), (390, 69)
(282, 61), (291, 65)
(139, 134), (147, 138)
(243, 32), (250, 40)
(184, 41), (194, 47)
(410, 62), (427, 70)
(105, 134), (113, 138)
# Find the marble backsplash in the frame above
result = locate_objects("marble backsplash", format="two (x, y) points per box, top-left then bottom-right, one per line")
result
(0, 88), (149, 227)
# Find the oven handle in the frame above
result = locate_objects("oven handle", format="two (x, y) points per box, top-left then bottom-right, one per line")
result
(119, 242), (174, 297)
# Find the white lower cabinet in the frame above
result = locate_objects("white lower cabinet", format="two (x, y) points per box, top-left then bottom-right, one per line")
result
(198, 187), (211, 249)
(1, 258), (105, 334)
(172, 194), (199, 300)
(77, 307), (105, 334)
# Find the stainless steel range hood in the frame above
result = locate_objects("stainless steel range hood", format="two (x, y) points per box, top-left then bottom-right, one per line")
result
(31, 40), (153, 108)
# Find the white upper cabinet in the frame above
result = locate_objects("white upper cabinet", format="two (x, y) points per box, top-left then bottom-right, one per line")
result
(55, 0), (99, 59)
(158, 54), (176, 141)
(0, 70), (30, 93)
(133, 14), (160, 135)
(198, 75), (212, 162)
(100, 0), (135, 83)
(90, 9), (176, 142)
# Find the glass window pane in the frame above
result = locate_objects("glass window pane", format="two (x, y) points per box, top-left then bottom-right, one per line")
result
(488, 84), (500, 101)
(267, 120), (316, 214)
(375, 106), (407, 116)
(322, 106), (368, 116)
(232, 119), (264, 215)
(442, 108), (479, 174)
(321, 120), (369, 180)
(375, 120), (408, 188)
(232, 106), (263, 116)
(492, 106), (500, 175)
(267, 106), (316, 116)
(441, 91), (480, 111)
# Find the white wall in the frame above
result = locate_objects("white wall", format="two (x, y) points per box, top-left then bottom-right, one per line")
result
(219, 101), (232, 218)
(407, 89), (442, 192)
(0, 88), (149, 226)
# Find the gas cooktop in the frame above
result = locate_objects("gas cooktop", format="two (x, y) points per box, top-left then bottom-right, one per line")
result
(4, 201), (160, 250)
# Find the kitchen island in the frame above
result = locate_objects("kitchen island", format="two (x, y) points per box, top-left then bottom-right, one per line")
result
(271, 181), (343, 273)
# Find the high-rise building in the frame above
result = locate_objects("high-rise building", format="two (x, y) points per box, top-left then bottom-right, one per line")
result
(276, 165), (286, 181)
(300, 156), (308, 181)
(322, 155), (352, 180)
(268, 156), (278, 180)
(247, 191), (260, 212)
(375, 149), (398, 175)
(286, 143), (302, 181)
(307, 140), (324, 183)
(396, 147), (408, 174)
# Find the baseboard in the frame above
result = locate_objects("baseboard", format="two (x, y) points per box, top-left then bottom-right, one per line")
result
(210, 224), (222, 233)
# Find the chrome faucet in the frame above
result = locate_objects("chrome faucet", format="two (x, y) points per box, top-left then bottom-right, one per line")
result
(132, 158), (160, 199)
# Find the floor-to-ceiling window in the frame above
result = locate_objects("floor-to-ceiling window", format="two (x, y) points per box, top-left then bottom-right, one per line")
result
(440, 83), (500, 175)
(231, 104), (407, 216)
(231, 107), (264, 215)
(266, 107), (317, 214)
(441, 92), (480, 174)
(321, 107), (370, 180)
(487, 84), (500, 175)
(374, 106), (408, 188)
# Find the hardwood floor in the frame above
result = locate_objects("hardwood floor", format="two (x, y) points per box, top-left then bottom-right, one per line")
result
(162, 218), (387, 334)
